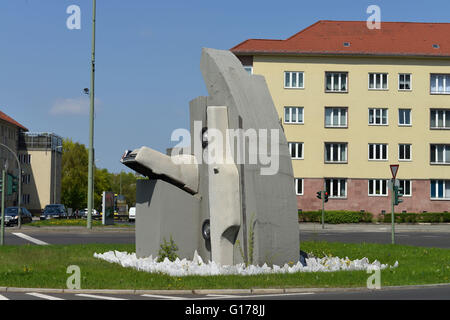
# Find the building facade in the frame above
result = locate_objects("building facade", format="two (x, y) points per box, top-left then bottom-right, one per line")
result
(0, 111), (29, 208)
(19, 132), (63, 214)
(231, 21), (450, 215)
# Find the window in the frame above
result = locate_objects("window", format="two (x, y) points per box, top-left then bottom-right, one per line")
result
(325, 72), (348, 92)
(294, 178), (303, 195)
(325, 143), (347, 163)
(325, 178), (347, 198)
(243, 66), (253, 75)
(430, 109), (450, 129)
(19, 154), (31, 164)
(430, 144), (450, 164)
(284, 71), (304, 89)
(399, 74), (412, 90)
(325, 107), (347, 127)
(369, 73), (388, 90)
(399, 180), (412, 197)
(22, 174), (31, 184)
(22, 194), (30, 205)
(369, 144), (388, 160)
(284, 107), (304, 124)
(430, 74), (450, 94)
(399, 144), (412, 161)
(288, 142), (303, 159)
(368, 179), (388, 196)
(369, 108), (388, 125)
(398, 109), (411, 126)
(430, 180), (450, 199)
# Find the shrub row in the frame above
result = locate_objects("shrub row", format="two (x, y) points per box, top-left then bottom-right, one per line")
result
(298, 210), (373, 224)
(379, 212), (450, 223)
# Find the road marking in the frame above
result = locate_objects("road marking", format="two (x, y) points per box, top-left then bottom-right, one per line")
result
(0, 294), (9, 300)
(141, 294), (187, 300)
(206, 294), (241, 298)
(26, 292), (64, 300)
(76, 294), (127, 300)
(12, 233), (49, 245)
(423, 235), (439, 238)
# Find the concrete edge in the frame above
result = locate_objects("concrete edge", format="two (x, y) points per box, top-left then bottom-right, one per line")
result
(1, 283), (449, 295)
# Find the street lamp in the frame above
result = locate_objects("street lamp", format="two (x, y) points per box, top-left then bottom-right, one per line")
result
(87, 0), (97, 229)
(53, 145), (63, 204)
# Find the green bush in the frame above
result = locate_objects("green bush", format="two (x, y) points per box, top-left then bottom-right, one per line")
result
(298, 210), (373, 224)
(157, 236), (179, 262)
(379, 212), (450, 223)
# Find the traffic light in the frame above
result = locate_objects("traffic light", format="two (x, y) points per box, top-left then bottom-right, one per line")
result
(394, 186), (403, 206)
(324, 191), (329, 203)
(11, 175), (18, 193)
(0, 176), (2, 193)
(316, 191), (322, 199)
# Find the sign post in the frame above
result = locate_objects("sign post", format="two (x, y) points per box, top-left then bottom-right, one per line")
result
(389, 164), (399, 244)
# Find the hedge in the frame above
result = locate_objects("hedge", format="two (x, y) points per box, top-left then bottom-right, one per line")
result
(298, 210), (373, 224)
(379, 212), (450, 223)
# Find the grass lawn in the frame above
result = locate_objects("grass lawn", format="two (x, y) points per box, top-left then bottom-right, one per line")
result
(27, 219), (133, 228)
(0, 241), (448, 290)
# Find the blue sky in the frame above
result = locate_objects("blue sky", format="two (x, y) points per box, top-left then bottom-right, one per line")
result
(1, 0), (449, 173)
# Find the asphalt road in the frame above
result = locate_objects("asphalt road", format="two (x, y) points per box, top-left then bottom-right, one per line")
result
(3, 224), (449, 248)
(1, 285), (449, 300)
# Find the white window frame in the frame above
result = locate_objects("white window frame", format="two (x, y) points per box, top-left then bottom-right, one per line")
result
(430, 144), (450, 164)
(243, 66), (253, 75)
(325, 72), (348, 92)
(284, 71), (305, 89)
(368, 144), (388, 161)
(325, 107), (348, 128)
(284, 107), (304, 124)
(325, 178), (347, 198)
(398, 144), (412, 161)
(368, 73), (389, 90)
(368, 108), (388, 125)
(430, 180), (450, 200)
(430, 109), (450, 129)
(288, 142), (304, 159)
(368, 179), (388, 196)
(398, 73), (412, 91)
(398, 180), (412, 197)
(295, 178), (303, 195)
(430, 74), (450, 94)
(324, 143), (348, 163)
(398, 109), (412, 126)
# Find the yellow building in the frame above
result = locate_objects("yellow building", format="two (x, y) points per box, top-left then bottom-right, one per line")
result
(18, 132), (62, 214)
(231, 21), (450, 215)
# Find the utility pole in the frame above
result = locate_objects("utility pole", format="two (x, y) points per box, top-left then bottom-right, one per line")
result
(0, 169), (5, 245)
(87, 0), (97, 229)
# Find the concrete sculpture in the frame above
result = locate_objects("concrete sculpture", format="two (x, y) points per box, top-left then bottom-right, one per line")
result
(121, 48), (299, 266)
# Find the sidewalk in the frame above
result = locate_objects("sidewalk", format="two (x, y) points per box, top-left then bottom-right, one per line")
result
(299, 222), (450, 233)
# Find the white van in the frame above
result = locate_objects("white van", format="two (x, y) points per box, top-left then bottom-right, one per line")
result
(128, 207), (136, 222)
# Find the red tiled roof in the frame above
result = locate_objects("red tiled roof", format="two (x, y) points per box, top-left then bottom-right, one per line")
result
(0, 110), (28, 131)
(231, 20), (450, 57)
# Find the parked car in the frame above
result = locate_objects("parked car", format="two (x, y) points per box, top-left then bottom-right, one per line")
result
(4, 207), (33, 226)
(40, 204), (67, 220)
(78, 208), (99, 218)
(128, 207), (136, 222)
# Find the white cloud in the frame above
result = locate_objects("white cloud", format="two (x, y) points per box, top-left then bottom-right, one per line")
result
(50, 97), (100, 116)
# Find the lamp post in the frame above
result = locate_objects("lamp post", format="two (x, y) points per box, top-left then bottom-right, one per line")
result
(0, 143), (22, 229)
(53, 145), (63, 204)
(87, 0), (97, 229)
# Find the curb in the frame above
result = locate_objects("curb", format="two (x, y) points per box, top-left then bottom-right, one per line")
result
(1, 283), (449, 296)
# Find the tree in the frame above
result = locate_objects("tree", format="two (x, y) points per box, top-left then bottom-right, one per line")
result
(61, 139), (89, 210)
(61, 138), (137, 211)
